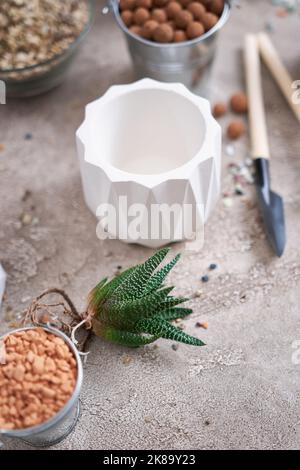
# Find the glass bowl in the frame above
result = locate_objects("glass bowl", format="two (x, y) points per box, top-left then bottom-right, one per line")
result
(0, 0), (94, 98)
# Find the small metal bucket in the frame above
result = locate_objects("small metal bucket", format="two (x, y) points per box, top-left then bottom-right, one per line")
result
(105, 0), (231, 96)
(0, 326), (83, 448)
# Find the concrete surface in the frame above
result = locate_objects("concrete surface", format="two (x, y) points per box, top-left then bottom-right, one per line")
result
(1, 0), (300, 450)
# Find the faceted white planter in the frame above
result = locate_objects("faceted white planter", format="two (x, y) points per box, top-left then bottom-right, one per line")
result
(76, 79), (221, 248)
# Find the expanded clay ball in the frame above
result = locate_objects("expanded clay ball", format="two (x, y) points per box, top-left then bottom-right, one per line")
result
(187, 21), (205, 39)
(174, 29), (187, 42)
(227, 121), (246, 140)
(175, 10), (193, 29)
(141, 19), (159, 39)
(201, 12), (218, 31)
(187, 2), (206, 21)
(213, 102), (227, 118)
(136, 0), (152, 7)
(210, 0), (224, 16)
(151, 8), (167, 23)
(133, 7), (151, 25)
(129, 25), (142, 35)
(121, 10), (133, 27)
(167, 20), (176, 29)
(120, 0), (136, 10)
(230, 93), (248, 114)
(166, 1), (182, 20)
(178, 0), (192, 7)
(200, 0), (212, 7)
(153, 0), (168, 6)
(153, 23), (174, 42)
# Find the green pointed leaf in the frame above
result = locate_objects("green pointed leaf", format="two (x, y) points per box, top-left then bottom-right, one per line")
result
(88, 267), (135, 314)
(99, 325), (158, 347)
(143, 253), (181, 295)
(157, 307), (193, 321)
(112, 247), (170, 301)
(103, 286), (174, 328)
(137, 318), (205, 347)
(159, 296), (189, 310)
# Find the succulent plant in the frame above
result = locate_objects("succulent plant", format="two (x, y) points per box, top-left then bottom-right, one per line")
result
(87, 248), (205, 348)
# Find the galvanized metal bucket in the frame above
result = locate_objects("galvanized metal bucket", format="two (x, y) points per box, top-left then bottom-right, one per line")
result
(105, 0), (231, 96)
(0, 326), (83, 448)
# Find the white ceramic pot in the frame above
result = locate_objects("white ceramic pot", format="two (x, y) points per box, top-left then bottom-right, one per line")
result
(76, 79), (221, 248)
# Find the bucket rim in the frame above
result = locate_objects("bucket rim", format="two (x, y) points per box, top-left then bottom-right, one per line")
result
(0, 326), (83, 438)
(109, 0), (231, 49)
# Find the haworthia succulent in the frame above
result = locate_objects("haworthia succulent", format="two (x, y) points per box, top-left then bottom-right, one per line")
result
(87, 249), (205, 348)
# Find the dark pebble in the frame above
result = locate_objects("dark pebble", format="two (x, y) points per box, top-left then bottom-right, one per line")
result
(204, 420), (210, 426)
(21, 189), (32, 202)
(171, 344), (179, 351)
(209, 263), (218, 271)
(24, 133), (33, 140)
(235, 188), (244, 196)
(201, 275), (209, 283)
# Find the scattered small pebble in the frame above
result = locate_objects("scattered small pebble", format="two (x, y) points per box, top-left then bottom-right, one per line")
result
(21, 190), (32, 202)
(144, 416), (152, 423)
(276, 6), (288, 16)
(204, 419), (210, 426)
(226, 162), (254, 198)
(209, 263), (218, 271)
(20, 212), (32, 226)
(245, 157), (253, 167)
(32, 217), (40, 226)
(201, 275), (209, 283)
(0, 144), (5, 152)
(222, 197), (233, 208)
(171, 344), (179, 351)
(24, 133), (33, 141)
(122, 354), (133, 365)
(195, 321), (208, 330)
(239, 165), (254, 184)
(225, 144), (235, 157)
(235, 184), (245, 196)
(192, 290), (203, 298)
(265, 20), (275, 33)
(228, 162), (240, 175)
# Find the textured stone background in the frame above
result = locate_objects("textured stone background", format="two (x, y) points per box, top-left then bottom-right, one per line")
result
(0, 0), (300, 450)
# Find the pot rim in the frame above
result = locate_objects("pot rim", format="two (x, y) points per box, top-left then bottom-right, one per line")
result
(0, 326), (83, 438)
(109, 0), (231, 49)
(76, 78), (221, 187)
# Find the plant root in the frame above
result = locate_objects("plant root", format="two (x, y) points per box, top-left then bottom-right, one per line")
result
(21, 288), (93, 351)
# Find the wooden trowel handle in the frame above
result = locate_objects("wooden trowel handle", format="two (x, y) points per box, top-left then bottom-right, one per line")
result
(258, 33), (300, 125)
(244, 34), (270, 160)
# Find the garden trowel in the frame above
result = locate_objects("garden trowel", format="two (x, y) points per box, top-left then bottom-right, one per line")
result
(244, 34), (286, 257)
